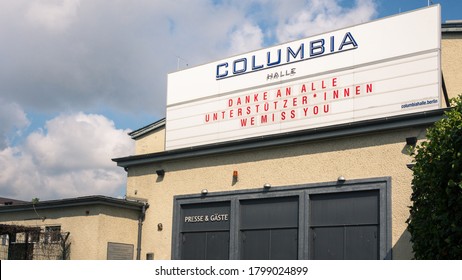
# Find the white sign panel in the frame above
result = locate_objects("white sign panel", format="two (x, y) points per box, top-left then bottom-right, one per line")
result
(166, 6), (441, 150)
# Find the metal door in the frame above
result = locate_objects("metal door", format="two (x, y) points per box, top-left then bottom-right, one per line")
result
(240, 196), (299, 260)
(309, 190), (379, 259)
(179, 202), (230, 260)
(181, 231), (229, 260)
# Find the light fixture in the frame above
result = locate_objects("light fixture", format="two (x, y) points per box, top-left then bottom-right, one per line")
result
(406, 137), (417, 146)
(263, 183), (271, 189)
(337, 176), (346, 182)
(201, 189), (208, 195)
(156, 169), (165, 176)
(406, 163), (415, 170)
(157, 223), (163, 231)
(233, 170), (238, 180)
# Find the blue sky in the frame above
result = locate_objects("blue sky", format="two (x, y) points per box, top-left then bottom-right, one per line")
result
(0, 0), (460, 201)
(378, 0), (460, 22)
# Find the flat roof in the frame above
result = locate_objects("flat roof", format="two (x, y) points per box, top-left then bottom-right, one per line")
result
(0, 197), (27, 206)
(128, 118), (165, 140)
(442, 20), (462, 33)
(0, 195), (146, 213)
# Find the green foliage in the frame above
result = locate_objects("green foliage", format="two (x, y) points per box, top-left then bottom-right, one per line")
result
(407, 95), (462, 259)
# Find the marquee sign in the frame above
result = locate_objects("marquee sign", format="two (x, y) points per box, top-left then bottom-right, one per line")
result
(166, 6), (441, 150)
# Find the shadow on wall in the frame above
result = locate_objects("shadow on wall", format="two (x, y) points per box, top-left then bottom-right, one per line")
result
(392, 229), (414, 259)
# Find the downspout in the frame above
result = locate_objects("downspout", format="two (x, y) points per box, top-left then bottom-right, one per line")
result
(136, 202), (148, 260)
(442, 72), (450, 108)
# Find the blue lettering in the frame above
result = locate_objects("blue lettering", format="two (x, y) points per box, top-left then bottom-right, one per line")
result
(267, 49), (281, 67)
(252, 55), (264, 70)
(216, 31), (358, 80)
(339, 32), (358, 50)
(287, 44), (304, 62)
(310, 39), (325, 57)
(330, 36), (335, 52)
(233, 58), (247, 74)
(216, 63), (228, 79)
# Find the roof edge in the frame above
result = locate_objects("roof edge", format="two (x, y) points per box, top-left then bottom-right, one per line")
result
(0, 195), (147, 213)
(442, 21), (462, 33)
(128, 118), (166, 139)
(113, 108), (448, 168)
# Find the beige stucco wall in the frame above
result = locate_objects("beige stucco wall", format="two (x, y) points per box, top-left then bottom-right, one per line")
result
(134, 127), (165, 154)
(441, 33), (462, 101)
(0, 205), (140, 260)
(127, 126), (427, 260)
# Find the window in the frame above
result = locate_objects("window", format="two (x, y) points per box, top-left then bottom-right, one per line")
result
(9, 233), (16, 244)
(1, 234), (9, 246)
(29, 228), (40, 243)
(45, 226), (61, 243)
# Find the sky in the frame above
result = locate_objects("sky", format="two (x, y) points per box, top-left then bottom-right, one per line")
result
(0, 0), (461, 201)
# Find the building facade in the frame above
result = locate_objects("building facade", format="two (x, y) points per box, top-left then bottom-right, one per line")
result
(0, 196), (146, 260)
(114, 6), (462, 260)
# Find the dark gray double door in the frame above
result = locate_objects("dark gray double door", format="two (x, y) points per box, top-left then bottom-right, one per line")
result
(180, 202), (231, 259)
(309, 190), (379, 259)
(179, 190), (379, 260)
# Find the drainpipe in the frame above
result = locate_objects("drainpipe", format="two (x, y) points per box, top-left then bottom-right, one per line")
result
(136, 202), (148, 260)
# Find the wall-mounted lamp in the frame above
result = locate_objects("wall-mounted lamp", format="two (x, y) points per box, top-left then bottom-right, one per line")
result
(201, 189), (208, 195)
(233, 170), (238, 180)
(406, 137), (417, 146)
(337, 176), (346, 182)
(263, 183), (271, 189)
(156, 169), (165, 176)
(406, 163), (415, 170)
(157, 223), (163, 231)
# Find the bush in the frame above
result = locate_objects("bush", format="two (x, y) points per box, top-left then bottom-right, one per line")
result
(407, 96), (462, 259)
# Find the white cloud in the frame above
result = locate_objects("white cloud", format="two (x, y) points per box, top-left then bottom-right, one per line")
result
(0, 112), (134, 200)
(228, 23), (264, 54)
(0, 99), (30, 149)
(275, 0), (377, 42)
(26, 0), (81, 33)
(0, 147), (40, 200)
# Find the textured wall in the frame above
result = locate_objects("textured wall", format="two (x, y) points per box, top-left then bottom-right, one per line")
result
(134, 127), (166, 154)
(442, 33), (462, 101)
(0, 205), (140, 260)
(127, 126), (428, 259)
